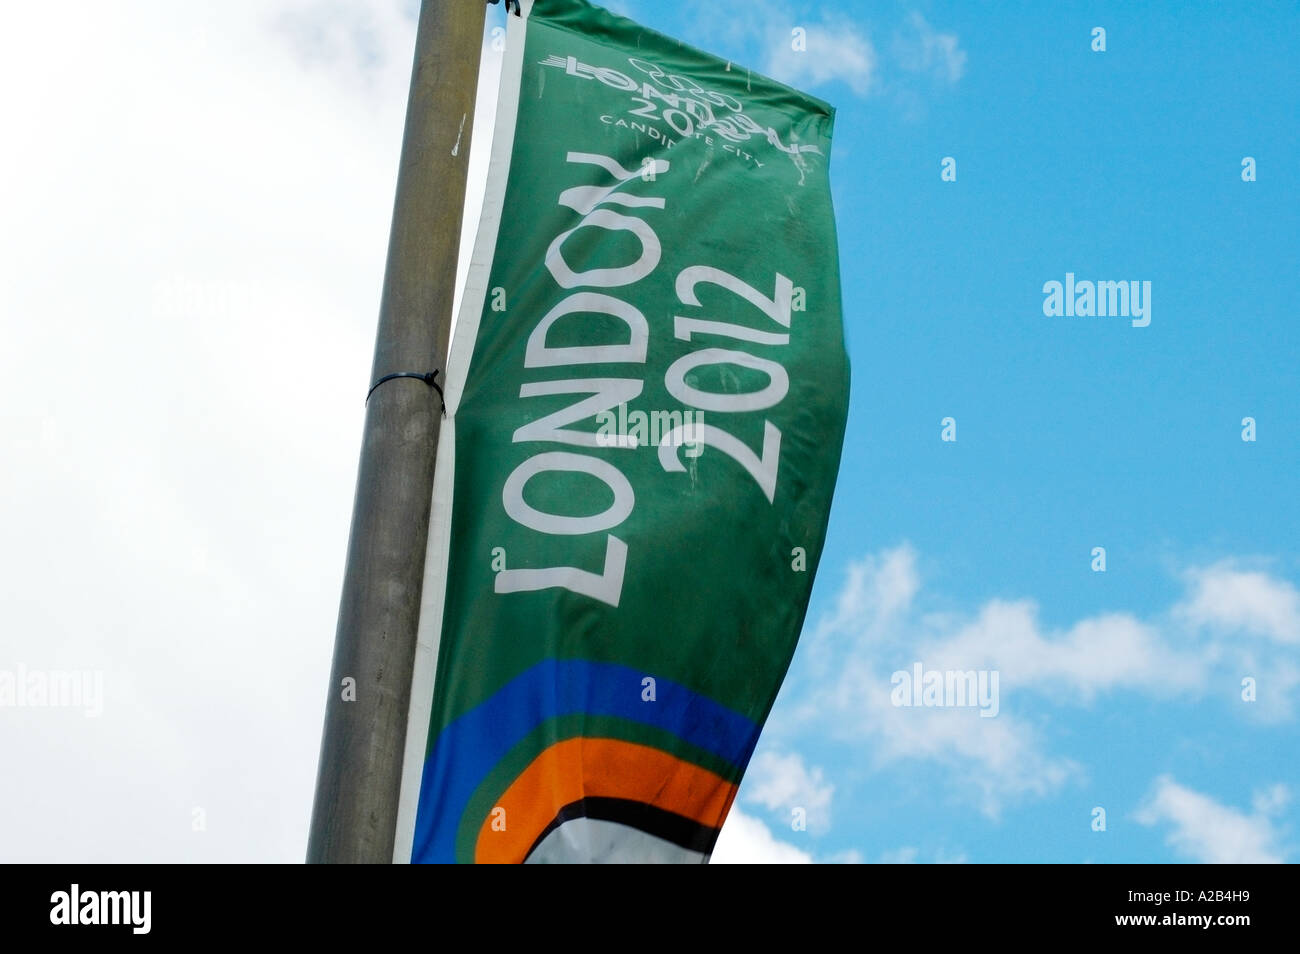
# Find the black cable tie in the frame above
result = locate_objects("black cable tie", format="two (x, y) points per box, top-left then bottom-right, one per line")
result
(366, 370), (445, 414)
(487, 0), (522, 16)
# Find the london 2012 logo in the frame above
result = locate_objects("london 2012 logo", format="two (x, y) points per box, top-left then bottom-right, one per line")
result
(539, 52), (824, 176)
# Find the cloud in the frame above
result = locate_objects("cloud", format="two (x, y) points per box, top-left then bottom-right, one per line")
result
(879, 846), (919, 864)
(893, 12), (967, 84)
(791, 545), (1299, 818)
(1179, 562), (1300, 644)
(879, 845), (968, 864)
(1136, 776), (1288, 863)
(818, 544), (919, 635)
(271, 0), (420, 90)
(1173, 560), (1300, 720)
(712, 809), (813, 864)
(766, 21), (878, 97)
(834, 660), (1078, 817)
(714, 806), (965, 865)
(602, 0), (638, 17)
(921, 602), (1204, 700)
(804, 544), (918, 678)
(742, 750), (834, 833)
(686, 4), (963, 102)
(0, 0), (502, 862)
(1253, 783), (1290, 815)
(793, 545), (1081, 816)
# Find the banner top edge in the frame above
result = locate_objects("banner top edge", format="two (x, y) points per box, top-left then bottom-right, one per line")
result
(527, 0), (838, 120)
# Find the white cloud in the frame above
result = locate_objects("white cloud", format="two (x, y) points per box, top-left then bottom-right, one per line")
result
(1253, 783), (1290, 815)
(879, 846), (918, 864)
(879, 845), (968, 864)
(827, 544), (919, 631)
(0, 0), (502, 862)
(921, 602), (1204, 700)
(842, 664), (1079, 817)
(602, 0), (637, 17)
(271, 0), (421, 92)
(683, 4), (963, 109)
(795, 546), (1298, 818)
(766, 22), (878, 97)
(893, 12), (967, 84)
(712, 809), (813, 864)
(805, 544), (918, 677)
(1179, 562), (1300, 644)
(685, 2), (880, 98)
(742, 750), (834, 833)
(1174, 561), (1300, 720)
(1136, 776), (1288, 863)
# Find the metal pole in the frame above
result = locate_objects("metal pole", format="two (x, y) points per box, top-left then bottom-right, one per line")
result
(307, 0), (486, 864)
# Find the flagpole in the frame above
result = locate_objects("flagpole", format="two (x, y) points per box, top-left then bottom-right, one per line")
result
(307, 0), (486, 864)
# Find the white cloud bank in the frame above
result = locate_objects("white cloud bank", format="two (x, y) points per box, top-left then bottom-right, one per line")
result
(0, 0), (502, 861)
(712, 809), (813, 864)
(742, 749), (835, 834)
(893, 12), (966, 84)
(766, 21), (879, 97)
(690, 5), (964, 101)
(785, 545), (1300, 819)
(1136, 776), (1288, 864)
(1179, 562), (1300, 644)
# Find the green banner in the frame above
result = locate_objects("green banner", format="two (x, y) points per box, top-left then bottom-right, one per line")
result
(398, 0), (848, 863)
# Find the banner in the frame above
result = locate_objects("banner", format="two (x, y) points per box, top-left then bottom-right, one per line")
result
(394, 0), (849, 863)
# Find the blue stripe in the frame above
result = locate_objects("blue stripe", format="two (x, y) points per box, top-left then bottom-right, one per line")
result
(410, 659), (757, 862)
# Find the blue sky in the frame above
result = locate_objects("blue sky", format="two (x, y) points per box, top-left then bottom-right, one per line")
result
(1, 0), (1294, 863)
(568, 0), (1300, 862)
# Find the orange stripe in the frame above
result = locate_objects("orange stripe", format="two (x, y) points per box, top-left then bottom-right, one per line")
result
(474, 737), (737, 863)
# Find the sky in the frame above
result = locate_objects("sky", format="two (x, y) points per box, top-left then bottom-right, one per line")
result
(1, 0), (1297, 863)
